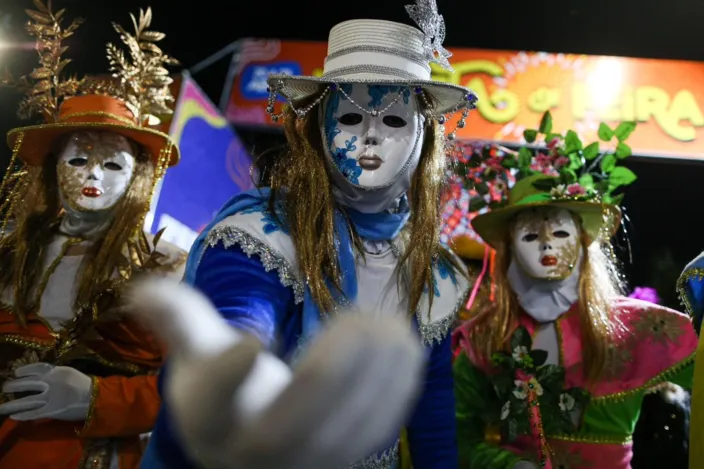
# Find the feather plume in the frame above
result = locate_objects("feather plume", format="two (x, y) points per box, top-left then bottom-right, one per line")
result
(0, 0), (84, 122)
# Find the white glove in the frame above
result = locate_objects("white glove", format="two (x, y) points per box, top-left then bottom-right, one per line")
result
(513, 462), (539, 469)
(130, 279), (424, 469)
(0, 363), (93, 421)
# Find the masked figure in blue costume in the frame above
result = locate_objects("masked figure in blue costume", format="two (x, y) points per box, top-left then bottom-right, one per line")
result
(679, 257), (704, 334)
(141, 1), (478, 467)
(678, 254), (704, 469)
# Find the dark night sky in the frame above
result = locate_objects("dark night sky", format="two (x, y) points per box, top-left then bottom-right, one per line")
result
(1, 0), (703, 306)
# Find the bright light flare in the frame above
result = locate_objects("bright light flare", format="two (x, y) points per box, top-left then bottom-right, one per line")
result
(584, 58), (624, 111)
(0, 41), (36, 51)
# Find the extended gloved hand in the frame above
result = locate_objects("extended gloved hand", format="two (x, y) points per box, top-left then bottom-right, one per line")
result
(0, 363), (92, 421)
(130, 279), (424, 469)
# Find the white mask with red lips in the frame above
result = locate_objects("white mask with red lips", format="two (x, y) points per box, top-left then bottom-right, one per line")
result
(512, 208), (581, 281)
(508, 207), (582, 322)
(56, 131), (136, 238)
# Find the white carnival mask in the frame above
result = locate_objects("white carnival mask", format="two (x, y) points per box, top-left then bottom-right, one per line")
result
(511, 207), (582, 281)
(321, 84), (424, 189)
(57, 131), (136, 212)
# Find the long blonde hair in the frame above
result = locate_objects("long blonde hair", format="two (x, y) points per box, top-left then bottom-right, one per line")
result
(471, 220), (625, 385)
(263, 96), (458, 316)
(0, 135), (155, 326)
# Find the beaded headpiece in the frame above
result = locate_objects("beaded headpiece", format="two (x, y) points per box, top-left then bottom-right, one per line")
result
(264, 0), (478, 141)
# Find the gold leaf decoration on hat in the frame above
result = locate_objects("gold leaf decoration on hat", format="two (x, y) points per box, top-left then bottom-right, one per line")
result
(0, 0), (84, 122)
(103, 7), (179, 125)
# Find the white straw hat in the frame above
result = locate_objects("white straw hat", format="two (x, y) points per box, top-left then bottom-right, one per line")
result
(265, 0), (477, 123)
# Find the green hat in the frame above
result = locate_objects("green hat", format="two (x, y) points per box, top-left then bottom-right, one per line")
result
(471, 174), (621, 249)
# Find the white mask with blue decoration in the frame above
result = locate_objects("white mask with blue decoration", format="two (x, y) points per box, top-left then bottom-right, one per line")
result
(320, 84), (425, 213)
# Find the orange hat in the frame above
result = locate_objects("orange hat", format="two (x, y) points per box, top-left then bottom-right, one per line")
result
(3, 5), (179, 170)
(0, 4), (179, 237)
(7, 94), (179, 167)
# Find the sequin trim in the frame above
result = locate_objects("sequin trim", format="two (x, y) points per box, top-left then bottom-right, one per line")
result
(416, 309), (454, 346)
(346, 440), (399, 469)
(204, 225), (467, 345)
(77, 376), (100, 436)
(591, 352), (695, 403)
(204, 225), (305, 304)
(548, 433), (632, 445)
(676, 266), (704, 317)
(415, 273), (470, 346)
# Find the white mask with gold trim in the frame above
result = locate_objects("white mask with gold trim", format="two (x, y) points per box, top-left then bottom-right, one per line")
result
(511, 207), (581, 281)
(57, 131), (136, 213)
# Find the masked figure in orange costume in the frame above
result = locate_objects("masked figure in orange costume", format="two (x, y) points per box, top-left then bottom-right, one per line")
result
(0, 3), (183, 468)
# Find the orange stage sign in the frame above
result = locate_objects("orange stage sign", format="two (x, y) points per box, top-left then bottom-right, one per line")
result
(224, 39), (704, 159)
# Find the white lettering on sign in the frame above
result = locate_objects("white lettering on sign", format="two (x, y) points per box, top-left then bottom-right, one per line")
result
(244, 65), (297, 95)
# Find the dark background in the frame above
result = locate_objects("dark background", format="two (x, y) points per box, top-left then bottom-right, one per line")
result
(1, 0), (703, 307)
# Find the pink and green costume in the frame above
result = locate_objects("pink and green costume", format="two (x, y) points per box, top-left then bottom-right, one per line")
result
(453, 297), (697, 469)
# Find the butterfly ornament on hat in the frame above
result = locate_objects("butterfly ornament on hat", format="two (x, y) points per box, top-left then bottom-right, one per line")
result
(140, 1), (477, 469)
(0, 3), (186, 468)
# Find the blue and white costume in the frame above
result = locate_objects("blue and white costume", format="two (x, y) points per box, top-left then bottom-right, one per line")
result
(140, 1), (479, 467)
(142, 188), (469, 468)
(678, 253), (704, 334)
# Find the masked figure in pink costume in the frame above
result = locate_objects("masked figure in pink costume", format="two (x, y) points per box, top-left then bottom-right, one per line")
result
(452, 116), (697, 469)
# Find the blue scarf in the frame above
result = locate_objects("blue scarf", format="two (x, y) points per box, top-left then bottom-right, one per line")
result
(184, 187), (409, 344)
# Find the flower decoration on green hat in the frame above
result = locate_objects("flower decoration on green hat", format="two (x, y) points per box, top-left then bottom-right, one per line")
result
(455, 111), (638, 212)
(456, 112), (638, 248)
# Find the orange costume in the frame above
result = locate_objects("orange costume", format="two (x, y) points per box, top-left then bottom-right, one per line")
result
(0, 3), (182, 468)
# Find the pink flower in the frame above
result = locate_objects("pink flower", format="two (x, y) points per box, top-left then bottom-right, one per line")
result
(516, 369), (532, 382)
(531, 153), (560, 176)
(535, 153), (551, 166)
(554, 156), (569, 169)
(530, 165), (559, 176)
(547, 137), (561, 149)
(566, 183), (586, 195)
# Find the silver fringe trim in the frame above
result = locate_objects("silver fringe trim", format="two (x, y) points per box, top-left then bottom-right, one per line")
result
(203, 226), (468, 346)
(416, 273), (470, 346)
(205, 225), (305, 304)
(347, 440), (399, 469)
